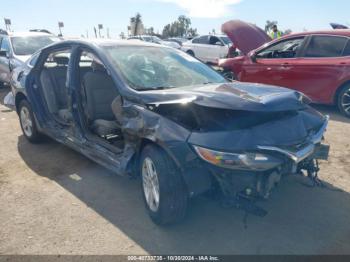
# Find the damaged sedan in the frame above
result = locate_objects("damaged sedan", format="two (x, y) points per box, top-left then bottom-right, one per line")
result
(12, 39), (329, 225)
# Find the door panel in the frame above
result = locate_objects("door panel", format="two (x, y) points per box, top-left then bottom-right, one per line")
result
(240, 36), (306, 85)
(280, 57), (349, 103)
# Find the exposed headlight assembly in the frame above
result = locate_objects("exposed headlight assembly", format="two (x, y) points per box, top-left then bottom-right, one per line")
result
(193, 145), (282, 171)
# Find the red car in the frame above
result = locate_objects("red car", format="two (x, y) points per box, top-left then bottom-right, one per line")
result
(219, 20), (350, 117)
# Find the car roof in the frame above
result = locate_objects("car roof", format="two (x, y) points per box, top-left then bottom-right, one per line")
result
(46, 38), (166, 49)
(1, 31), (55, 37)
(195, 34), (228, 38)
(284, 29), (350, 38)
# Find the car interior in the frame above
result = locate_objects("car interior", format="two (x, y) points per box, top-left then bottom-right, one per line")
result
(256, 37), (305, 59)
(39, 50), (124, 148)
(78, 52), (124, 147)
(40, 50), (72, 123)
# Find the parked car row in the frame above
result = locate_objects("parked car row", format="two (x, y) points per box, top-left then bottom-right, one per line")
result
(0, 20), (340, 225)
(127, 35), (181, 49)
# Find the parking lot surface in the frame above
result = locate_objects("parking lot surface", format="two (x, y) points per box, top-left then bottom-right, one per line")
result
(0, 87), (350, 255)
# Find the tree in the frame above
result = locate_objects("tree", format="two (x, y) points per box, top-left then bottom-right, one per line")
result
(162, 24), (172, 38)
(130, 13), (143, 36)
(187, 28), (198, 37)
(145, 26), (154, 35)
(265, 20), (278, 33)
(177, 15), (191, 37)
(162, 16), (197, 38)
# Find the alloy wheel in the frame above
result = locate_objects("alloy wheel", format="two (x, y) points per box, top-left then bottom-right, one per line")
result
(20, 106), (33, 137)
(340, 87), (350, 115)
(142, 157), (160, 212)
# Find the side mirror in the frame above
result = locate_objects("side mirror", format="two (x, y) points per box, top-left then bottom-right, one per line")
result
(0, 50), (8, 58)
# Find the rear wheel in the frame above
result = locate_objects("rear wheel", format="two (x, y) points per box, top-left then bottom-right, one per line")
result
(19, 100), (43, 143)
(140, 145), (188, 225)
(337, 84), (350, 118)
(186, 50), (195, 57)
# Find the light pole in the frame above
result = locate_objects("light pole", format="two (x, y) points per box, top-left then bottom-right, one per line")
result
(58, 21), (64, 37)
(4, 18), (11, 32)
(98, 24), (103, 38)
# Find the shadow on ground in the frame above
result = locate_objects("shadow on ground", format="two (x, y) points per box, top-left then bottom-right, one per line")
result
(16, 134), (350, 255)
(313, 104), (350, 124)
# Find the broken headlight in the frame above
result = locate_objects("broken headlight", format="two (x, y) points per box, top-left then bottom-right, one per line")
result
(193, 145), (282, 171)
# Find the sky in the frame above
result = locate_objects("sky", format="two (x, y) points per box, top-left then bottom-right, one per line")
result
(2, 0), (350, 38)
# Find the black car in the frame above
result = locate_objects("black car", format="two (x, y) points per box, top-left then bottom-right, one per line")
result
(12, 39), (329, 225)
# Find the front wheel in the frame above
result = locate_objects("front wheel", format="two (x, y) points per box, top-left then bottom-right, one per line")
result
(337, 84), (350, 118)
(19, 100), (43, 143)
(222, 70), (236, 82)
(186, 50), (195, 57)
(140, 145), (188, 225)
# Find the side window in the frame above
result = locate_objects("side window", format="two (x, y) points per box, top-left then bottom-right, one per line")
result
(209, 36), (222, 45)
(40, 49), (72, 122)
(343, 40), (350, 56)
(304, 36), (348, 58)
(28, 53), (39, 67)
(192, 37), (200, 44)
(198, 35), (209, 44)
(256, 37), (305, 59)
(0, 37), (11, 53)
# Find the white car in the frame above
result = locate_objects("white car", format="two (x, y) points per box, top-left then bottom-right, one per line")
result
(0, 30), (60, 86)
(181, 35), (232, 64)
(127, 35), (181, 49)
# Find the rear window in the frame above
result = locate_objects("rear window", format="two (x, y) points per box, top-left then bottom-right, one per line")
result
(304, 35), (348, 58)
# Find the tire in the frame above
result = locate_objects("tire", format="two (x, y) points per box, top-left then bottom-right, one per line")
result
(18, 100), (43, 143)
(186, 50), (195, 57)
(337, 84), (350, 118)
(140, 145), (188, 225)
(222, 70), (236, 82)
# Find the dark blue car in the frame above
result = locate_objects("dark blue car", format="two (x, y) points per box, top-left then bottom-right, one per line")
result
(11, 39), (329, 224)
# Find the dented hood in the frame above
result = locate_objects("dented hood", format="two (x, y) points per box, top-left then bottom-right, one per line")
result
(138, 82), (308, 112)
(222, 20), (271, 54)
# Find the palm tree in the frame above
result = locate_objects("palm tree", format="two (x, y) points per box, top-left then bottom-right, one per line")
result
(130, 13), (142, 36)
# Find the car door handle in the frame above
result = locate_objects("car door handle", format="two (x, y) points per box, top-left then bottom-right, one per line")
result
(282, 63), (290, 67)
